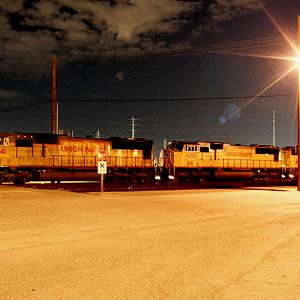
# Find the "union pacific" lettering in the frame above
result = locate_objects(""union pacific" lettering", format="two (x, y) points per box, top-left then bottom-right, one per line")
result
(61, 145), (96, 154)
(224, 151), (253, 158)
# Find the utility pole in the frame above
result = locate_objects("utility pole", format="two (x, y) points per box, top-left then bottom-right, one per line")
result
(51, 53), (58, 134)
(130, 116), (139, 139)
(272, 109), (276, 146)
(96, 130), (101, 138)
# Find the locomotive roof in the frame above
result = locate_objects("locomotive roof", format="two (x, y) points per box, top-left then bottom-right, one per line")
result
(168, 140), (280, 148)
(0, 132), (153, 148)
(0, 132), (152, 140)
(168, 140), (226, 144)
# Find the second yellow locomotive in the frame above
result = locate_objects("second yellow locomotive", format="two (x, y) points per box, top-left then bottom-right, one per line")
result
(162, 140), (297, 182)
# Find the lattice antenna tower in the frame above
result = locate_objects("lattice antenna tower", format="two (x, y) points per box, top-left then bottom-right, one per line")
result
(130, 116), (140, 139)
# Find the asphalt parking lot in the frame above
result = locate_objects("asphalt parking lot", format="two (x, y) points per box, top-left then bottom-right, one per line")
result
(1, 185), (300, 299)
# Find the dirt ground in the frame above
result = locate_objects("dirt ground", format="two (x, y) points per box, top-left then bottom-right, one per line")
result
(1, 185), (300, 299)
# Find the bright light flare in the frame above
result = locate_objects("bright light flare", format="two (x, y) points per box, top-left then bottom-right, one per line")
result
(223, 5), (300, 64)
(220, 51), (296, 62)
(239, 64), (298, 111)
(261, 5), (300, 70)
(296, 54), (300, 66)
(261, 4), (299, 55)
(221, 5), (300, 115)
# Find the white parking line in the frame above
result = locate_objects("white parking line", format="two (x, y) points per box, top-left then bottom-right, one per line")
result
(0, 191), (31, 193)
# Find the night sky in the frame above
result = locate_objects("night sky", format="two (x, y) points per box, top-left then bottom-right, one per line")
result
(1, 0), (300, 155)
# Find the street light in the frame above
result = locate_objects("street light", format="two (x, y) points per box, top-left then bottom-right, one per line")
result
(296, 16), (300, 190)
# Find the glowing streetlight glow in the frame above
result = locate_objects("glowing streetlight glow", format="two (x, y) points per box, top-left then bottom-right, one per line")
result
(296, 54), (300, 67)
(290, 51), (300, 66)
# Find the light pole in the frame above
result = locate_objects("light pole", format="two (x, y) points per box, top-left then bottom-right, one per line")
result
(297, 16), (300, 191)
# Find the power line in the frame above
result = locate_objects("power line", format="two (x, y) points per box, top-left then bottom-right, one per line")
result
(0, 100), (50, 113)
(0, 93), (296, 113)
(58, 94), (295, 102)
(120, 34), (297, 59)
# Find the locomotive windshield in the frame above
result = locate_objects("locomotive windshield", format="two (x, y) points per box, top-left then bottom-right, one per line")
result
(200, 146), (209, 152)
(167, 141), (185, 151)
(15, 139), (33, 147)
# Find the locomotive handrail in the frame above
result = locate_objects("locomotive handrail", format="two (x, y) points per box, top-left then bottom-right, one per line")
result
(50, 155), (153, 168)
(221, 159), (283, 169)
(169, 158), (284, 169)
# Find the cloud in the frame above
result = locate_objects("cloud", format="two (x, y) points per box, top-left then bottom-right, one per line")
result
(0, 89), (29, 99)
(0, 0), (23, 13)
(115, 71), (125, 81)
(0, 0), (263, 77)
(191, 0), (263, 37)
(209, 0), (262, 22)
(0, 89), (32, 108)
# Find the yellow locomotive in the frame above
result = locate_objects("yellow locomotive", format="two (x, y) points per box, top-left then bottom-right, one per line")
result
(162, 140), (297, 182)
(0, 132), (154, 184)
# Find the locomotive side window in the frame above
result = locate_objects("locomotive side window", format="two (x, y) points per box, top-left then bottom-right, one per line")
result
(16, 139), (33, 147)
(255, 147), (279, 155)
(200, 147), (209, 153)
(210, 143), (223, 150)
(34, 134), (58, 144)
(186, 146), (197, 152)
(143, 150), (151, 159)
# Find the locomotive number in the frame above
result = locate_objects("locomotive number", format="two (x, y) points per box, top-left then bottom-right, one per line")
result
(185, 153), (197, 159)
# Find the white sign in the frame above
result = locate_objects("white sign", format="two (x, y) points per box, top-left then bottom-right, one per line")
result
(98, 161), (107, 174)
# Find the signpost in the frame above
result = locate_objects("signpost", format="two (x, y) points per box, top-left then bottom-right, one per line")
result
(97, 150), (107, 193)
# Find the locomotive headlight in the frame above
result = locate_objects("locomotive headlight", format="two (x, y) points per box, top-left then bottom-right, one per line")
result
(168, 175), (175, 180)
(281, 174), (286, 179)
(155, 175), (161, 181)
(289, 174), (295, 179)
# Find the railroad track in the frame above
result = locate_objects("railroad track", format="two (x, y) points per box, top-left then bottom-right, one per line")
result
(23, 179), (294, 193)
